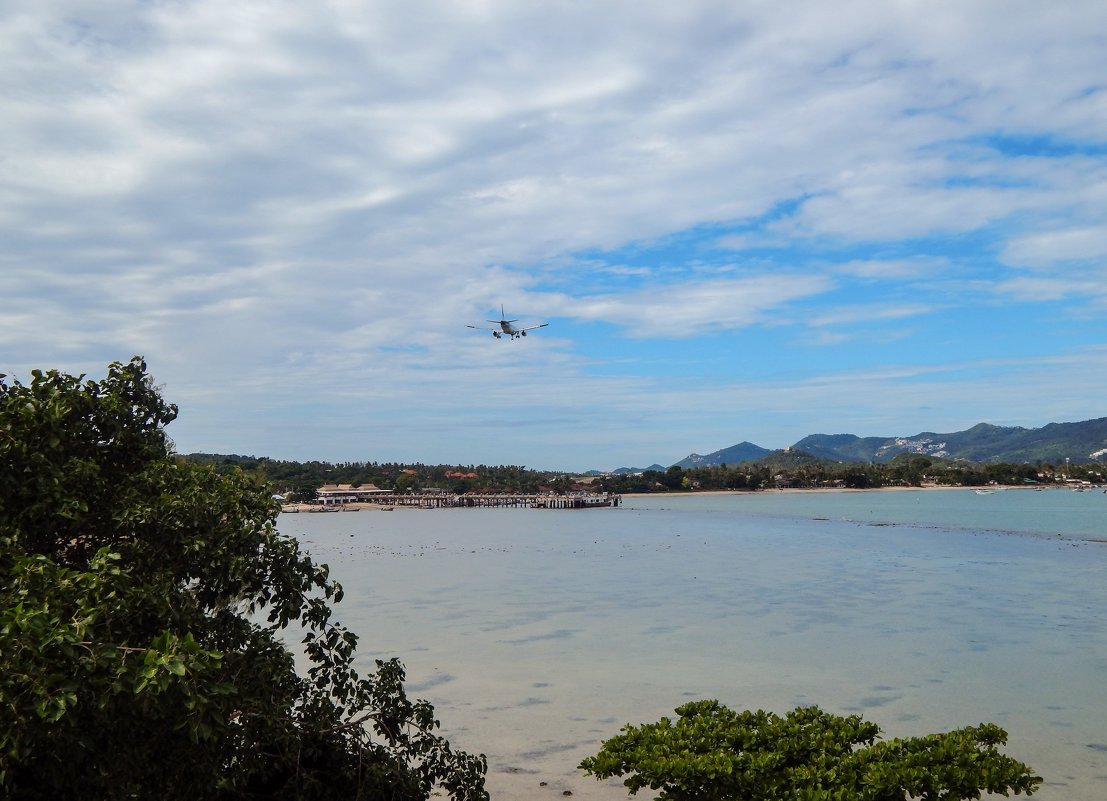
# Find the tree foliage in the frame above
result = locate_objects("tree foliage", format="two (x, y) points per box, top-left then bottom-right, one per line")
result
(187, 453), (558, 495)
(580, 700), (1040, 801)
(178, 449), (1100, 499)
(0, 358), (487, 800)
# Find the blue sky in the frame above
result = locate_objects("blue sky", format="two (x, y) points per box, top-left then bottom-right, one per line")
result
(3, 1), (1106, 471)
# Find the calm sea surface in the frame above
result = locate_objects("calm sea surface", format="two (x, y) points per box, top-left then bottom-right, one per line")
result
(279, 488), (1107, 801)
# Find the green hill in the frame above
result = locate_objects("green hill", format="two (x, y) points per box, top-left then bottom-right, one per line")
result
(669, 417), (1107, 469)
(672, 442), (772, 469)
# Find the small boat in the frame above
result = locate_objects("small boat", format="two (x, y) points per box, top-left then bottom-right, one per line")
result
(975, 489), (994, 495)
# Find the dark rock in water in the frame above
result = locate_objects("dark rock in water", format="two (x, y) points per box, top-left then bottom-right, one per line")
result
(1087, 743), (1107, 752)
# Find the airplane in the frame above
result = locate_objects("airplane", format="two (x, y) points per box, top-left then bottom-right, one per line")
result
(466, 305), (549, 339)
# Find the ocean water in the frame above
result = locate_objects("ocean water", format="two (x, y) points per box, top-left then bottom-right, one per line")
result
(279, 488), (1107, 801)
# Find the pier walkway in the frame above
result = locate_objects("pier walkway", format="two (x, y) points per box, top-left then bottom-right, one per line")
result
(291, 492), (620, 511)
(385, 492), (619, 509)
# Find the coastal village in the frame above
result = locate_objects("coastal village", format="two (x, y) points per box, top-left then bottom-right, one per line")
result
(276, 473), (1103, 514)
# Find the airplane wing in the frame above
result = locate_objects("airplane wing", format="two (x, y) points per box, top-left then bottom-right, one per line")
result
(517, 323), (549, 332)
(466, 325), (499, 332)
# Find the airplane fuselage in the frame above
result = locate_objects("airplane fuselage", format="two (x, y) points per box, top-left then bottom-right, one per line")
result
(496, 322), (528, 338)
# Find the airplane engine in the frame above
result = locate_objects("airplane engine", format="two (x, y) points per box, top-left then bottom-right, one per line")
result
(521, 330), (527, 336)
(493, 332), (501, 338)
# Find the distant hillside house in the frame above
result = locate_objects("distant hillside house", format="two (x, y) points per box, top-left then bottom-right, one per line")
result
(316, 483), (389, 505)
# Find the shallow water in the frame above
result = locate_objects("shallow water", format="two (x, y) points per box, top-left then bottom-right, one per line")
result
(280, 489), (1107, 801)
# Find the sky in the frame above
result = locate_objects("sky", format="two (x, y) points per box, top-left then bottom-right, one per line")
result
(3, 1), (1107, 471)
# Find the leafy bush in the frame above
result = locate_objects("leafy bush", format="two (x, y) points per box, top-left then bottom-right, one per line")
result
(580, 700), (1040, 801)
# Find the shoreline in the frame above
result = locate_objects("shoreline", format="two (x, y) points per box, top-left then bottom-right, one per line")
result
(621, 483), (1061, 498)
(279, 484), (1081, 513)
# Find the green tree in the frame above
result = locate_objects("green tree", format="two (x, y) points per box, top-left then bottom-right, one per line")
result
(286, 478), (320, 503)
(0, 358), (487, 801)
(580, 700), (1040, 801)
(887, 455), (932, 486)
(663, 465), (685, 490)
(840, 465), (882, 489)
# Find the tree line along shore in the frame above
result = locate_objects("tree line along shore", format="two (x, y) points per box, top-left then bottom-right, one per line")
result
(181, 451), (1104, 501)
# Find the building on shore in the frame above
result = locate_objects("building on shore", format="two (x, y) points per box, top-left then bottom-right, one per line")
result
(316, 483), (391, 505)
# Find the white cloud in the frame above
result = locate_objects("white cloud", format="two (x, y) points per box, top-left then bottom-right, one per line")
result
(1002, 226), (1107, 268)
(834, 258), (949, 280)
(552, 274), (836, 337)
(808, 303), (936, 328)
(994, 273), (1107, 304)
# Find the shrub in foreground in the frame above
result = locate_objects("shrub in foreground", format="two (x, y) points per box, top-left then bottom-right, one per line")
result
(580, 700), (1040, 801)
(0, 358), (487, 800)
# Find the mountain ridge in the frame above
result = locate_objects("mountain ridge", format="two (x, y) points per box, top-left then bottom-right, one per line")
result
(655, 416), (1107, 471)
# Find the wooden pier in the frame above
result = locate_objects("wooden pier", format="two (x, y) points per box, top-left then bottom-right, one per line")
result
(292, 492), (620, 510)
(530, 494), (621, 509)
(391, 492), (620, 509)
